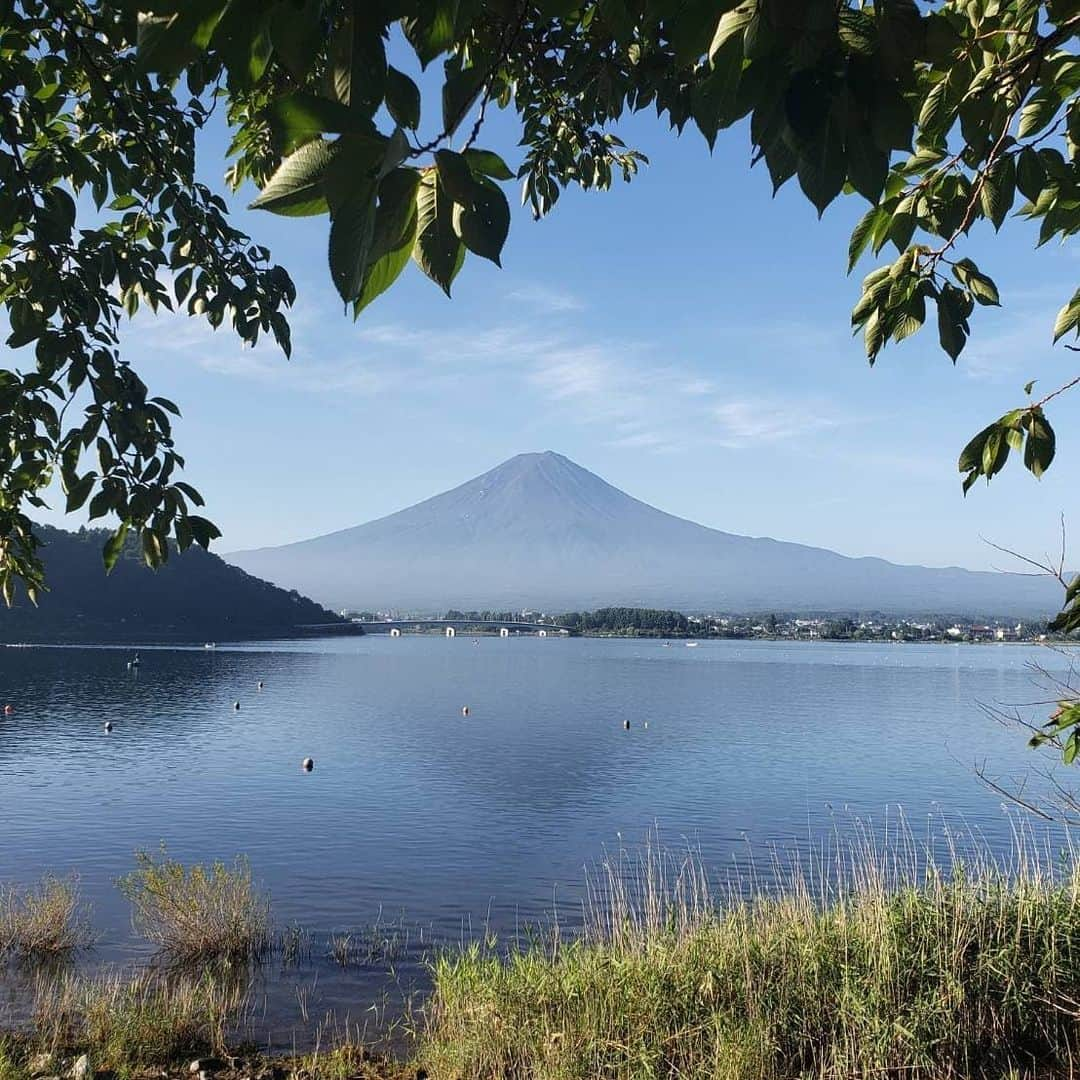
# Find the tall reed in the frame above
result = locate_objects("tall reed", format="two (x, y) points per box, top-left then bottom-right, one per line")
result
(32, 969), (247, 1070)
(423, 823), (1080, 1079)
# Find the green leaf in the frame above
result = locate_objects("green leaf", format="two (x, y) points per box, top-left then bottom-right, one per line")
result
(845, 129), (889, 205)
(268, 92), (373, 156)
(404, 1), (459, 68)
(141, 528), (164, 568)
(870, 84), (914, 153)
(64, 473), (95, 513)
(434, 149), (477, 205)
(248, 138), (338, 217)
(187, 515), (222, 548)
(848, 206), (887, 273)
(958, 424), (993, 473)
(269, 0), (321, 81)
(442, 62), (485, 137)
(323, 134), (396, 212)
(838, 8), (877, 54)
(1016, 146), (1047, 202)
(463, 149), (515, 181)
(708, 7), (752, 61)
(354, 206), (418, 317)
(917, 76), (952, 135)
(344, 13), (388, 119)
(979, 155), (1015, 232)
(1053, 288), (1080, 342)
(1024, 412), (1056, 478)
(795, 104), (846, 216)
(136, 3), (227, 75)
(412, 171), (465, 296)
(952, 259), (1000, 306)
(103, 523), (129, 573)
(385, 66), (421, 129)
(981, 425), (1008, 478)
(453, 179), (510, 266)
(370, 170), (423, 263)
(1018, 90), (1062, 140)
(937, 284), (967, 360)
(328, 182), (378, 303)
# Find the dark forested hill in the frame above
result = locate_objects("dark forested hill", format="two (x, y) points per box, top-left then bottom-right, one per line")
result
(1, 526), (347, 643)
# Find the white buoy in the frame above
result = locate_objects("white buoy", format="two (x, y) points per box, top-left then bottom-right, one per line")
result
(302, 757), (314, 771)
(623, 719), (630, 730)
(257, 680), (264, 691)
(104, 721), (113, 733)
(644, 721), (649, 729)
(462, 705), (470, 717)
(233, 701), (240, 710)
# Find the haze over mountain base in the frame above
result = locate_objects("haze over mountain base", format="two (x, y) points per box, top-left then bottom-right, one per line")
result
(227, 452), (1063, 617)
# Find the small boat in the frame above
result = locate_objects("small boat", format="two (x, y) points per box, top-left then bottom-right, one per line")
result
(685, 642), (699, 648)
(204, 642), (216, 650)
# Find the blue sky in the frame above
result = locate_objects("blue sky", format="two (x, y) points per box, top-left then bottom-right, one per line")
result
(31, 79), (1080, 572)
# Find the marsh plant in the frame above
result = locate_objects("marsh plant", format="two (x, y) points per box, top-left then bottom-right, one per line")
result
(118, 849), (271, 965)
(0, 877), (91, 963)
(423, 828), (1080, 1080)
(32, 970), (246, 1070)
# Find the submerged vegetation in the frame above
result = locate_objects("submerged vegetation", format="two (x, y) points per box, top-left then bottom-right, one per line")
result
(118, 850), (271, 966)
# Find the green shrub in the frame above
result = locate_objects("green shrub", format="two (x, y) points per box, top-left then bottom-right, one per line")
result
(118, 849), (270, 965)
(0, 877), (91, 961)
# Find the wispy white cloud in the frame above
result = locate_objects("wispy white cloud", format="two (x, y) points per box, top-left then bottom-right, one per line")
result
(711, 400), (839, 447)
(963, 307), (1060, 383)
(504, 282), (585, 313)
(123, 293), (849, 453)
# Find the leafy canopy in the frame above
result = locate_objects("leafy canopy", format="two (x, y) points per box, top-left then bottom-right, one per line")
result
(1, 0), (1079, 630)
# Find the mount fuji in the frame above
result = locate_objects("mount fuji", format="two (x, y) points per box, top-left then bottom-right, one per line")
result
(226, 451), (1062, 616)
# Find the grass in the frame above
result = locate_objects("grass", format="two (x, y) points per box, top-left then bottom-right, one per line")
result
(118, 849), (271, 965)
(0, 877), (91, 962)
(0, 1038), (27, 1080)
(421, 828), (1080, 1079)
(31, 969), (246, 1072)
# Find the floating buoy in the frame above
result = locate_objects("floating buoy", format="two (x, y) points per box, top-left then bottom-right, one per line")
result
(2, 704), (12, 716)
(644, 721), (649, 729)
(126, 662), (132, 670)
(257, 680), (264, 691)
(302, 757), (314, 771)
(623, 719), (630, 730)
(462, 705), (470, 717)
(233, 701), (240, 711)
(104, 721), (113, 732)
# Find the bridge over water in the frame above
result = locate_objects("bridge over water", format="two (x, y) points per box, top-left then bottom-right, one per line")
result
(352, 619), (573, 636)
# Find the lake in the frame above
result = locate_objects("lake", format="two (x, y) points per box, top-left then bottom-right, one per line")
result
(0, 636), (1073, 1045)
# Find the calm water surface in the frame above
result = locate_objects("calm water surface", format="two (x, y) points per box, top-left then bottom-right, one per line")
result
(0, 636), (1073, 1043)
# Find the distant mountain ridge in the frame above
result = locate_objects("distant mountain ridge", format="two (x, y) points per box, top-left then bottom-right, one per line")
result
(1, 526), (346, 642)
(227, 451), (1063, 617)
